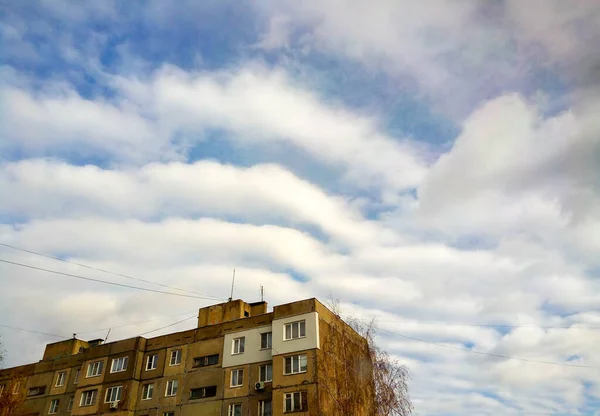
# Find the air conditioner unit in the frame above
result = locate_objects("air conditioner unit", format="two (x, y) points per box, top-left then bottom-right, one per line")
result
(109, 401), (119, 410)
(254, 381), (265, 391)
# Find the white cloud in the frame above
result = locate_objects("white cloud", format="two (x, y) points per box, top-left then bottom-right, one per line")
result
(1, 64), (427, 192)
(0, 159), (393, 247)
(2, 2), (600, 414)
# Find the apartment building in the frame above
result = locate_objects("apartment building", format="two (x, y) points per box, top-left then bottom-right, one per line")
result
(0, 298), (374, 416)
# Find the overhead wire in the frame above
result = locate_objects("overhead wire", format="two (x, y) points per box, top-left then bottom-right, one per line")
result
(0, 258), (225, 301)
(379, 328), (600, 369)
(376, 318), (600, 330)
(0, 242), (222, 300)
(0, 324), (67, 339)
(75, 311), (198, 334)
(137, 315), (197, 336)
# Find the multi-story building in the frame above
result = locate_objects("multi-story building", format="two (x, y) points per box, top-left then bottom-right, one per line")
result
(0, 298), (374, 416)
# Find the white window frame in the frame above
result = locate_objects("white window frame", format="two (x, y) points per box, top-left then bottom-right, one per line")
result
(110, 356), (128, 373)
(259, 364), (272, 382)
(169, 349), (182, 366)
(284, 320), (306, 340)
(284, 392), (306, 413)
(80, 390), (97, 407)
(104, 386), (123, 403)
(165, 380), (178, 397)
(258, 399), (272, 416)
(73, 369), (80, 384)
(228, 403), (242, 416)
(284, 354), (308, 375)
(141, 383), (153, 400)
(230, 369), (243, 387)
(260, 332), (272, 349)
(231, 337), (245, 355)
(55, 372), (66, 387)
(67, 396), (74, 412)
(86, 361), (103, 378)
(12, 381), (20, 394)
(146, 354), (158, 371)
(48, 399), (59, 414)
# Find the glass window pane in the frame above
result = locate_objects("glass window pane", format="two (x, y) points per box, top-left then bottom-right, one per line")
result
(300, 355), (307, 372)
(300, 321), (306, 337)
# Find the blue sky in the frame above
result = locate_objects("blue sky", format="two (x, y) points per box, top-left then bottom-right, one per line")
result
(1, 1), (600, 415)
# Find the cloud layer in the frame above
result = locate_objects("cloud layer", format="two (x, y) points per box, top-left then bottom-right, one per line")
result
(1, 1), (600, 415)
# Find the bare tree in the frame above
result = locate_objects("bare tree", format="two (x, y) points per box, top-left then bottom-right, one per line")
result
(0, 386), (24, 416)
(318, 299), (413, 416)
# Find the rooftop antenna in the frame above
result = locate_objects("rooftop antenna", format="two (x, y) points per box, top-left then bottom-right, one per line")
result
(260, 285), (264, 302)
(104, 328), (111, 343)
(72, 333), (76, 339)
(228, 268), (236, 302)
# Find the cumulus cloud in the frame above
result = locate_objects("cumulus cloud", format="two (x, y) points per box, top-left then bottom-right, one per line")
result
(1, 1), (600, 415)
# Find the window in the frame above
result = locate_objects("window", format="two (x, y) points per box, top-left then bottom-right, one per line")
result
(28, 386), (46, 396)
(55, 371), (66, 387)
(86, 361), (103, 377)
(260, 332), (272, 349)
(189, 386), (217, 400)
(67, 397), (74, 412)
(163, 413), (174, 416)
(258, 399), (272, 416)
(169, 349), (182, 366)
(0, 384), (4, 395)
(74, 369), (80, 384)
(228, 404), (242, 416)
(141, 383), (153, 400)
(12, 382), (20, 394)
(284, 391), (307, 413)
(105, 386), (123, 403)
(111, 357), (128, 373)
(232, 337), (245, 355)
(230, 369), (243, 387)
(284, 355), (307, 375)
(193, 354), (219, 367)
(80, 390), (97, 407)
(284, 320), (306, 340)
(146, 355), (158, 371)
(49, 399), (59, 414)
(165, 380), (178, 397)
(259, 364), (272, 382)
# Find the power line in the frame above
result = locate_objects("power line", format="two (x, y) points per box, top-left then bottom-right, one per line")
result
(0, 311), (200, 341)
(0, 258), (225, 301)
(0, 242), (221, 300)
(377, 319), (600, 330)
(138, 315), (197, 336)
(379, 328), (600, 369)
(0, 324), (67, 338)
(76, 311), (198, 334)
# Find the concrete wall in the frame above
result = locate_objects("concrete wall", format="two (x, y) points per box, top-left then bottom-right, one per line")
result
(272, 312), (320, 355)
(222, 325), (272, 368)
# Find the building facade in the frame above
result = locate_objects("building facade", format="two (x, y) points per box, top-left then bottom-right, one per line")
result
(0, 298), (374, 416)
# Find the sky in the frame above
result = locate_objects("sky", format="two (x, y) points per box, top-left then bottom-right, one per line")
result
(1, 1), (600, 415)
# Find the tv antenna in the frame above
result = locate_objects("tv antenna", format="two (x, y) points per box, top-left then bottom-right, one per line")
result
(228, 268), (235, 301)
(260, 285), (264, 302)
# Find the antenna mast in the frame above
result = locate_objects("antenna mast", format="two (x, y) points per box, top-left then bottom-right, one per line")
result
(228, 268), (236, 301)
(260, 285), (264, 302)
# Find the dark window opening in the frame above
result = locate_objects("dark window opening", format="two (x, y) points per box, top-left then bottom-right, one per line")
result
(193, 354), (219, 367)
(27, 386), (46, 396)
(190, 386), (217, 399)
